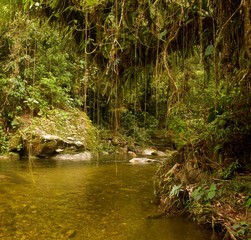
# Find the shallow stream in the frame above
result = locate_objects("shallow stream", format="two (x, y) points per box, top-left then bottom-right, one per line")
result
(0, 156), (217, 239)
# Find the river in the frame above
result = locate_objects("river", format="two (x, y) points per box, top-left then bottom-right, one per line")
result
(0, 156), (218, 240)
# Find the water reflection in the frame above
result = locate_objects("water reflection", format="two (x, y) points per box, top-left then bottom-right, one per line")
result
(0, 158), (217, 240)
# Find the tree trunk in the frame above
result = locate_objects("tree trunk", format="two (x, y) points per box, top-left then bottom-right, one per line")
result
(243, 0), (251, 59)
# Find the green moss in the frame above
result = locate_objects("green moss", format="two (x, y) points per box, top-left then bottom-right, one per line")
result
(11, 108), (98, 153)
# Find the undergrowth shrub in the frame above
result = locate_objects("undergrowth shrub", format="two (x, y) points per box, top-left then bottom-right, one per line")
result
(0, 126), (8, 153)
(120, 110), (158, 143)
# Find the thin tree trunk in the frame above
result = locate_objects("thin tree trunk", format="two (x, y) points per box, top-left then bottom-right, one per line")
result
(243, 0), (251, 59)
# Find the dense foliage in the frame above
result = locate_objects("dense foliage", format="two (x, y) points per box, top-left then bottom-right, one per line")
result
(0, 0), (250, 156)
(2, 1), (250, 149)
(0, 1), (250, 239)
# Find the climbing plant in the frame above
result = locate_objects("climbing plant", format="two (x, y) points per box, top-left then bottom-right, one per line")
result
(20, 0), (250, 127)
(0, 0), (250, 154)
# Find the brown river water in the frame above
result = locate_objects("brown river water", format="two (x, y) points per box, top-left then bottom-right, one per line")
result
(0, 156), (219, 240)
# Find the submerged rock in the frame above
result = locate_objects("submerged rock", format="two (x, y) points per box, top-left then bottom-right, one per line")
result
(142, 148), (157, 156)
(128, 151), (137, 157)
(52, 152), (92, 161)
(154, 150), (167, 157)
(0, 155), (8, 160)
(129, 157), (156, 164)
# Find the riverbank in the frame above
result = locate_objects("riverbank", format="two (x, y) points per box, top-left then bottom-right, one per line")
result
(1, 109), (173, 160)
(154, 140), (251, 240)
(97, 128), (251, 240)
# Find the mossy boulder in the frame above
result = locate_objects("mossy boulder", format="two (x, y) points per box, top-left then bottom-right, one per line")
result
(9, 109), (97, 158)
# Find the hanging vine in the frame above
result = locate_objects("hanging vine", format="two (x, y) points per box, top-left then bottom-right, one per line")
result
(4, 0), (250, 137)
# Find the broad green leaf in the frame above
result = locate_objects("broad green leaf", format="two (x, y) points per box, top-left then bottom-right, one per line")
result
(207, 190), (215, 200)
(237, 228), (245, 236)
(209, 183), (216, 191)
(205, 44), (214, 56)
(191, 186), (203, 201)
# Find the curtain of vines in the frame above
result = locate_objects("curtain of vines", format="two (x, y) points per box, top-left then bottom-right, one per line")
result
(22, 0), (250, 131)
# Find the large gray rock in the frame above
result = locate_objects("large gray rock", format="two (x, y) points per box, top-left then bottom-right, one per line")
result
(22, 129), (87, 157)
(9, 109), (97, 158)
